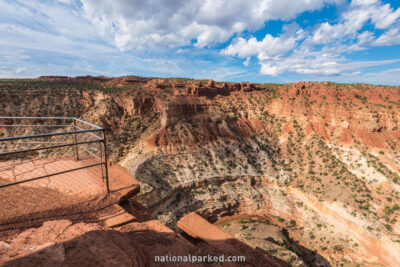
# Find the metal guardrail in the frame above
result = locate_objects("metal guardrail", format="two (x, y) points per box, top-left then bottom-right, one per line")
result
(0, 117), (110, 192)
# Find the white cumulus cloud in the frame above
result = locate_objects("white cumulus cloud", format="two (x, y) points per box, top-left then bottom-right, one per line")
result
(222, 0), (400, 77)
(80, 0), (343, 50)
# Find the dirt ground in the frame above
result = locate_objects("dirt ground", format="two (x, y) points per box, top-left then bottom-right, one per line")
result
(0, 157), (105, 196)
(218, 217), (305, 266)
(0, 157), (139, 235)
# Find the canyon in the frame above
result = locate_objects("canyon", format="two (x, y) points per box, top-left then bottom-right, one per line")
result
(1, 76), (400, 266)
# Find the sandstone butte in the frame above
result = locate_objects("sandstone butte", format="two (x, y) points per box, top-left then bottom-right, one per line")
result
(0, 75), (400, 266)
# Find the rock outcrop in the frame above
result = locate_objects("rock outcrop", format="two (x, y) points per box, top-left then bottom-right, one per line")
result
(1, 217), (289, 266)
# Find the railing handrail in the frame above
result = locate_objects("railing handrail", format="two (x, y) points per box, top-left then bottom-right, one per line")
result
(0, 116), (74, 120)
(0, 117), (103, 130)
(0, 129), (103, 142)
(0, 139), (102, 156)
(0, 116), (104, 141)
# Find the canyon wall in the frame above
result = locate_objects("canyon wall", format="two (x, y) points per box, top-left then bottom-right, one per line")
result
(1, 77), (400, 266)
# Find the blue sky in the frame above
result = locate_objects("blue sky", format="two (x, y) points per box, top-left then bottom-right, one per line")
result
(0, 0), (400, 84)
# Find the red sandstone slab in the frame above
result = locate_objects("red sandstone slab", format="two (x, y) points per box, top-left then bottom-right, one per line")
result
(98, 204), (126, 221)
(101, 205), (136, 228)
(108, 163), (139, 189)
(105, 212), (136, 228)
(177, 212), (234, 245)
(108, 163), (140, 203)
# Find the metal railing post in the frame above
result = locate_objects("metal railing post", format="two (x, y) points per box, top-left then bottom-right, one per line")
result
(99, 141), (104, 182)
(102, 129), (110, 193)
(73, 119), (79, 160)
